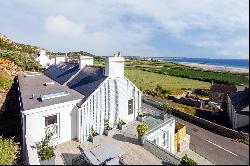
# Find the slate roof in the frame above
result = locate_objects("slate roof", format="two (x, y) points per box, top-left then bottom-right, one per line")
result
(44, 63), (80, 85)
(229, 91), (249, 115)
(210, 84), (237, 94)
(18, 63), (108, 111)
(67, 66), (107, 100)
(17, 73), (83, 111)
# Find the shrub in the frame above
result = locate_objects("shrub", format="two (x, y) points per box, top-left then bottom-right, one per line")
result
(118, 119), (126, 125)
(138, 111), (145, 117)
(193, 88), (209, 96)
(160, 102), (172, 111)
(137, 123), (148, 136)
(0, 136), (20, 165)
(90, 127), (99, 136)
(181, 154), (197, 165)
(0, 73), (13, 90)
(36, 132), (55, 161)
(104, 119), (112, 130)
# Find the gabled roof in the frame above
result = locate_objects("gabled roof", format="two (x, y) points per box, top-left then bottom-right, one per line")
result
(44, 63), (80, 85)
(229, 91), (249, 115)
(67, 66), (107, 99)
(210, 84), (237, 94)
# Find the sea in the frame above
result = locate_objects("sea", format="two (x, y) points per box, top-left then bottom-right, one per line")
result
(155, 57), (249, 69)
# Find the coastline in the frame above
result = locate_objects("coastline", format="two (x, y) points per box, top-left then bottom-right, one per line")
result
(176, 62), (249, 74)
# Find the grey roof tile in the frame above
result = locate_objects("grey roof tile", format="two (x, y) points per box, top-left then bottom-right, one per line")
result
(44, 62), (79, 85)
(67, 66), (107, 99)
(229, 91), (249, 115)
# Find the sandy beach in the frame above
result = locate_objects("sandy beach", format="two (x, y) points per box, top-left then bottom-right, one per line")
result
(177, 62), (249, 74)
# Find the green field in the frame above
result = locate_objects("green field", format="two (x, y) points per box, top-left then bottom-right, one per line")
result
(125, 69), (210, 92)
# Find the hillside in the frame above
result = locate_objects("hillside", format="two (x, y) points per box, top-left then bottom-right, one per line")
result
(0, 33), (46, 54)
(0, 33), (45, 118)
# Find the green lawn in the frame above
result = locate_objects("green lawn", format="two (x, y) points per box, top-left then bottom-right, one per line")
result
(125, 69), (210, 91)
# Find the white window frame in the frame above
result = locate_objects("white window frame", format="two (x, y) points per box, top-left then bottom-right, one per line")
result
(44, 113), (60, 139)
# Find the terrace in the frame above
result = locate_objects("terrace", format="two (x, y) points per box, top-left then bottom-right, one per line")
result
(54, 122), (163, 165)
(53, 107), (176, 165)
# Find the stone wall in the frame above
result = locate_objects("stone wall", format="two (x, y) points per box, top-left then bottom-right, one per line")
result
(175, 122), (189, 153)
(143, 140), (181, 165)
(143, 97), (249, 142)
(168, 95), (204, 108)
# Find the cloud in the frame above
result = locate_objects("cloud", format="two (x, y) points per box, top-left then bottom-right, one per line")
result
(45, 15), (85, 38)
(0, 0), (248, 58)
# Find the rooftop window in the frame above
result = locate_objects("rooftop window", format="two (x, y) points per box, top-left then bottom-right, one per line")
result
(44, 81), (54, 86)
(24, 72), (42, 77)
(40, 91), (69, 101)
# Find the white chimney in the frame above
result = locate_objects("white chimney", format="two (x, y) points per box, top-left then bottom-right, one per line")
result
(105, 52), (125, 78)
(65, 53), (69, 62)
(78, 55), (94, 70)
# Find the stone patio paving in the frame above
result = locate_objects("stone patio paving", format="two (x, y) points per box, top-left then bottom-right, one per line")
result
(54, 120), (163, 165)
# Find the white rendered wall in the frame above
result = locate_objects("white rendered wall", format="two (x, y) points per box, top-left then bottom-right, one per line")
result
(79, 77), (142, 142)
(146, 119), (175, 154)
(36, 50), (53, 68)
(22, 99), (81, 146)
(79, 56), (93, 69)
(55, 56), (66, 64)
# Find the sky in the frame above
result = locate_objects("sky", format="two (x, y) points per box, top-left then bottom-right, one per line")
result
(0, 0), (249, 59)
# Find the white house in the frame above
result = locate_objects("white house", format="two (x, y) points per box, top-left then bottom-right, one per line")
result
(17, 52), (142, 162)
(227, 89), (249, 130)
(35, 50), (54, 68)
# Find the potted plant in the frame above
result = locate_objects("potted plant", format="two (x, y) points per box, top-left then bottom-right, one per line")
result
(137, 111), (145, 122)
(104, 119), (113, 136)
(137, 123), (148, 145)
(118, 119), (127, 130)
(89, 127), (101, 143)
(160, 102), (172, 120)
(36, 132), (56, 165)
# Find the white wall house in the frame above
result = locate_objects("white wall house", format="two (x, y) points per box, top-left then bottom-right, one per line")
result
(227, 90), (249, 130)
(35, 50), (54, 68)
(17, 52), (142, 163)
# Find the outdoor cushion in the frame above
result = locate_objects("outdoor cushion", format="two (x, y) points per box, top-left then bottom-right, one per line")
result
(83, 149), (100, 165)
(105, 157), (120, 165)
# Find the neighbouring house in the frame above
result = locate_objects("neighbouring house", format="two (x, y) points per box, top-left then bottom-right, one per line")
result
(17, 52), (142, 163)
(227, 88), (249, 130)
(35, 50), (54, 68)
(209, 83), (237, 104)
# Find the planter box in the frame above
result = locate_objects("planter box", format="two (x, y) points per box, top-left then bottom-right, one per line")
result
(118, 123), (128, 130)
(39, 155), (56, 165)
(138, 135), (146, 146)
(89, 134), (101, 143)
(104, 129), (113, 136)
(137, 116), (145, 122)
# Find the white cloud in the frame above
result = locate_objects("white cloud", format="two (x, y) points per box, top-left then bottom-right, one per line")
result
(0, 0), (248, 58)
(45, 15), (85, 38)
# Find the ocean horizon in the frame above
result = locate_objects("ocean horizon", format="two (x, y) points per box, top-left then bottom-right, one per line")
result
(154, 57), (249, 69)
